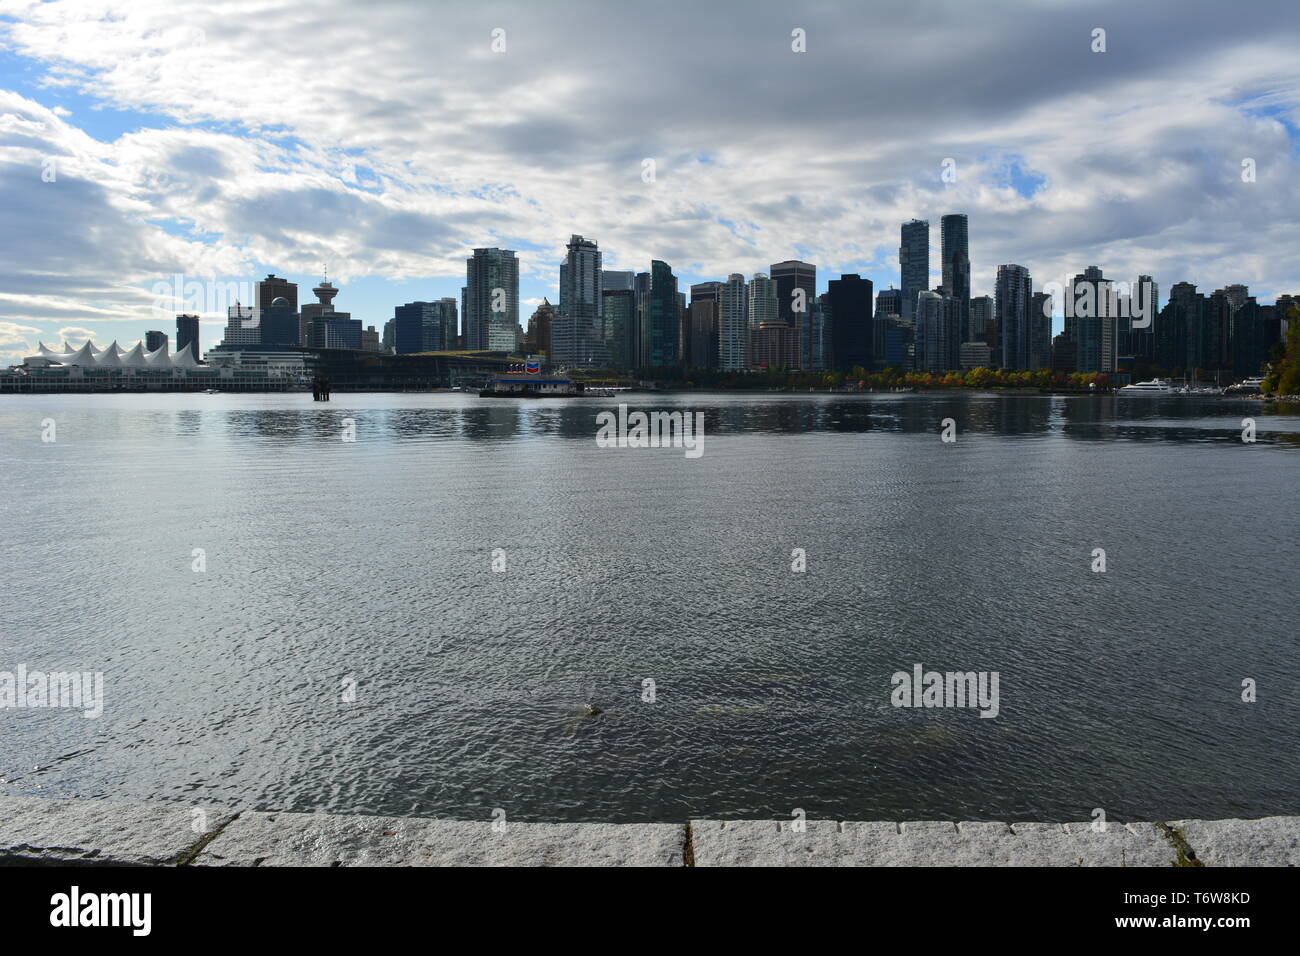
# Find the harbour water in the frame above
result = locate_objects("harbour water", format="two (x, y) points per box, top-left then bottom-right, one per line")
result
(1, 391), (1297, 823)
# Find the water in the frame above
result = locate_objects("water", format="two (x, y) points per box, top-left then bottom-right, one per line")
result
(1, 391), (1297, 824)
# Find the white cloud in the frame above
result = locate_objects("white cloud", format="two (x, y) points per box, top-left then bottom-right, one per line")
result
(0, 0), (1296, 330)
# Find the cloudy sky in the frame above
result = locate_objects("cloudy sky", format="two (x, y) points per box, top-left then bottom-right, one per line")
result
(0, 0), (1297, 361)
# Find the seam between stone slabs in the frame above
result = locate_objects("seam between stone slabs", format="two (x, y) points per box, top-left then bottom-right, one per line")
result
(1155, 821), (1204, 867)
(174, 811), (242, 867)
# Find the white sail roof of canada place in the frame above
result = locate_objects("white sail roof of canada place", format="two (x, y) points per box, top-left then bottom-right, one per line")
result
(23, 339), (206, 369)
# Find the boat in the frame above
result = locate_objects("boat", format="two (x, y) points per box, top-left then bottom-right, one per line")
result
(478, 375), (586, 398)
(203, 388), (221, 394)
(1225, 376), (1266, 395)
(1118, 378), (1172, 394)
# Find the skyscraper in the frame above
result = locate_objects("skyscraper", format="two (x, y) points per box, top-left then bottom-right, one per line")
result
(970, 295), (996, 357)
(769, 261), (815, 320)
(995, 264), (1032, 370)
(256, 274), (298, 313)
(1029, 291), (1052, 370)
(770, 260), (816, 368)
(718, 273), (749, 371)
(1072, 265), (1114, 373)
(465, 248), (519, 352)
(900, 219), (929, 323)
(747, 273), (778, 329)
(915, 291), (952, 373)
(940, 214), (969, 342)
(553, 235), (605, 366)
(175, 314), (200, 361)
(393, 301), (455, 354)
(641, 260), (679, 367)
(601, 290), (635, 369)
(633, 271), (651, 368)
(144, 330), (167, 352)
(825, 274), (873, 371)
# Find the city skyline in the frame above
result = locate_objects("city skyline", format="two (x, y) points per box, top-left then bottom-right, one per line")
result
(1, 0), (1298, 360)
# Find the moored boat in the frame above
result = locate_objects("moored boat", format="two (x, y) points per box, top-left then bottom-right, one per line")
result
(1118, 378), (1172, 394)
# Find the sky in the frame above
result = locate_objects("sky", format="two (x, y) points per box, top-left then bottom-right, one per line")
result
(0, 0), (1298, 362)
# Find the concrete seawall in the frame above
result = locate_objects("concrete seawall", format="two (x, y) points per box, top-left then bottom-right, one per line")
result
(0, 796), (1294, 866)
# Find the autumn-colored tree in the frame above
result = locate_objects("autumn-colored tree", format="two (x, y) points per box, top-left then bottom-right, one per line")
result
(1262, 306), (1300, 396)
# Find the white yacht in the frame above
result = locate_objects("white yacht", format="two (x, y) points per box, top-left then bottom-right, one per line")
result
(1118, 378), (1172, 394)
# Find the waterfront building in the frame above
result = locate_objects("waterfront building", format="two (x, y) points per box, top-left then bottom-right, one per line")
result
(685, 298), (719, 369)
(825, 274), (873, 371)
(915, 291), (954, 373)
(259, 298), (299, 347)
(256, 274), (298, 314)
(1071, 266), (1116, 373)
(940, 214), (969, 345)
(970, 295), (996, 359)
(176, 314), (200, 362)
(960, 341), (992, 371)
(465, 248), (519, 352)
(299, 278), (339, 345)
(1029, 291), (1053, 370)
(747, 273), (778, 330)
(526, 299), (555, 357)
(770, 260), (816, 368)
(718, 273), (749, 371)
(899, 218), (929, 324)
(750, 320), (798, 370)
(640, 260), (679, 367)
(219, 305), (259, 348)
(553, 234), (606, 366)
(601, 289), (636, 369)
(1051, 332), (1076, 372)
(995, 264), (1032, 370)
(307, 314), (362, 350)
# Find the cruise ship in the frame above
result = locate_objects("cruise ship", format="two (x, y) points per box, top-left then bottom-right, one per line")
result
(1118, 378), (1172, 394)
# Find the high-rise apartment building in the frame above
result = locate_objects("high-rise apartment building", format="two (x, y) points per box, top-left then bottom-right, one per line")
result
(465, 248), (519, 351)
(1072, 266), (1115, 373)
(995, 264), (1032, 370)
(553, 235), (605, 366)
(940, 214), (969, 341)
(899, 219), (929, 323)
(747, 273), (778, 329)
(915, 291), (953, 373)
(718, 273), (749, 371)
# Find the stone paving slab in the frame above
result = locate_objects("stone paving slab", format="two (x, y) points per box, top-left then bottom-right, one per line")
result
(194, 811), (687, 867)
(2, 795), (1294, 866)
(1168, 817), (1300, 867)
(689, 819), (1181, 866)
(0, 796), (236, 866)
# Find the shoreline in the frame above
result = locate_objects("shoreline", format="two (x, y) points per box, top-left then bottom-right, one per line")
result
(1, 796), (1294, 866)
